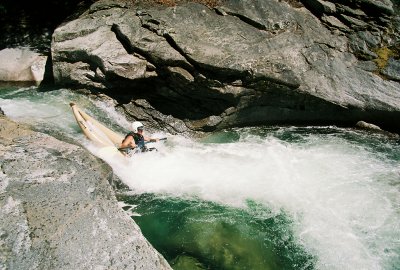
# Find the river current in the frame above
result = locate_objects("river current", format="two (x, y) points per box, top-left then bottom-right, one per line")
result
(1, 85), (399, 270)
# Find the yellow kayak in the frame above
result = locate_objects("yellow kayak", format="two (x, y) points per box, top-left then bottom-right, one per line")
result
(70, 102), (125, 158)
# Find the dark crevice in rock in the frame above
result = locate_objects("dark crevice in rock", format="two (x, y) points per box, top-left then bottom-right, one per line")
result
(111, 23), (193, 75)
(151, 91), (236, 120)
(314, 42), (337, 55)
(0, 163), (5, 175)
(54, 54), (105, 74)
(157, 33), (225, 80)
(249, 73), (301, 89)
(214, 7), (296, 37)
(162, 33), (195, 64)
(338, 14), (368, 30)
(214, 8), (267, 31)
(111, 23), (156, 68)
(315, 42), (336, 53)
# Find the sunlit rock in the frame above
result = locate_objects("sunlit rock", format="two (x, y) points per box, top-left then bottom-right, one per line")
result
(0, 48), (47, 84)
(0, 116), (172, 270)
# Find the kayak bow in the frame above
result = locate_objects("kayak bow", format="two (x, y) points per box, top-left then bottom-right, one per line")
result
(70, 102), (125, 158)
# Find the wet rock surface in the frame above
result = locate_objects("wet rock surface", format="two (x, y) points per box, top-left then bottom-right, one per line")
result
(0, 114), (171, 270)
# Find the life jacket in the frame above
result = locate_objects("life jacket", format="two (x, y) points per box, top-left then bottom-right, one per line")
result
(125, 132), (145, 150)
(120, 132), (158, 156)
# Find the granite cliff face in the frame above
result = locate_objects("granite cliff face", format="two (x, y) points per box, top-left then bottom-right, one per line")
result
(0, 114), (171, 270)
(50, 0), (400, 133)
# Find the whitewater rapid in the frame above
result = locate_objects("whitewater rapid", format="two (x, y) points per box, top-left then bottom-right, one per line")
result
(1, 87), (399, 270)
(99, 130), (399, 270)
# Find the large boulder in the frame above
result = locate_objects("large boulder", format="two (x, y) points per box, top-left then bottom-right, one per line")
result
(0, 48), (47, 83)
(0, 114), (171, 270)
(51, 0), (400, 133)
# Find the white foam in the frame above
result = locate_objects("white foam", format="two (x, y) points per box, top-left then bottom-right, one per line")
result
(93, 99), (131, 131)
(0, 89), (95, 136)
(103, 134), (400, 270)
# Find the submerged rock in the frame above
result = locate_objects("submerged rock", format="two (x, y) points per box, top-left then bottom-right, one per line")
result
(0, 115), (171, 270)
(356, 120), (382, 131)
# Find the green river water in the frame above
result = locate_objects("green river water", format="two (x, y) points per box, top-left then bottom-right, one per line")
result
(1, 85), (399, 270)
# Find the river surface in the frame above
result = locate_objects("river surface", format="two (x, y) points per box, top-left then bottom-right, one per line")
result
(1, 85), (399, 270)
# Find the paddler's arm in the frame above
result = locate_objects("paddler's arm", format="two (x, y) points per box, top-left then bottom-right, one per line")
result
(120, 134), (136, 149)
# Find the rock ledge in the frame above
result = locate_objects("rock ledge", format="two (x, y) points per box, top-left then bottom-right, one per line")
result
(0, 114), (171, 270)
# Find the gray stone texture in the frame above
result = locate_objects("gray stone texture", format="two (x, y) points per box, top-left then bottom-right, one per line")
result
(0, 115), (171, 270)
(50, 0), (400, 133)
(382, 58), (400, 81)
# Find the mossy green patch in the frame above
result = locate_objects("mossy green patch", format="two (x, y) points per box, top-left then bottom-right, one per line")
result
(374, 47), (394, 70)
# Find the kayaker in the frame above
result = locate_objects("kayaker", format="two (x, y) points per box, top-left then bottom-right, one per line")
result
(119, 121), (159, 155)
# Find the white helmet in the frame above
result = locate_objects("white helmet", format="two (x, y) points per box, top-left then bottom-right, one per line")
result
(131, 121), (144, 133)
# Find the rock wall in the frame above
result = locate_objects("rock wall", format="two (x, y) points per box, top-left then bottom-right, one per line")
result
(0, 114), (171, 270)
(50, 0), (400, 133)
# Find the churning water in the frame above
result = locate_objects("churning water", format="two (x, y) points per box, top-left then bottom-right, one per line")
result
(1, 86), (399, 270)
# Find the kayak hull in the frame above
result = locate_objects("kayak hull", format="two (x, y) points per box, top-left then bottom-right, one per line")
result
(70, 102), (125, 158)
